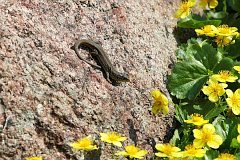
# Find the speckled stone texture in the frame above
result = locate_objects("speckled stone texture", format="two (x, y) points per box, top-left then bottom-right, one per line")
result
(0, 0), (179, 159)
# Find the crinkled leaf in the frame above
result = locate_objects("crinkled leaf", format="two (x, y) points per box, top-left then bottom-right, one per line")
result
(188, 43), (222, 70)
(168, 59), (208, 99)
(168, 42), (222, 99)
(176, 38), (206, 60)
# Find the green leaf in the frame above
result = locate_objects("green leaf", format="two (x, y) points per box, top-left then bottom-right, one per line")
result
(168, 59), (208, 99)
(204, 103), (227, 120)
(178, 101), (226, 120)
(236, 153), (240, 160)
(225, 39), (240, 59)
(204, 150), (219, 160)
(212, 115), (228, 141)
(170, 129), (180, 146)
(176, 38), (207, 61)
(212, 117), (240, 150)
(168, 42), (222, 100)
(228, 0), (240, 12)
(213, 57), (235, 73)
(189, 43), (222, 70)
(175, 104), (188, 124)
(231, 138), (240, 148)
(207, 11), (228, 19)
(177, 15), (222, 29)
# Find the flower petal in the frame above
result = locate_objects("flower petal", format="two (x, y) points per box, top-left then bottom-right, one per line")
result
(155, 144), (164, 151)
(112, 141), (122, 147)
(115, 151), (128, 156)
(207, 135), (222, 149)
(238, 124), (240, 134)
(226, 89), (233, 97)
(155, 152), (168, 157)
(151, 89), (161, 99)
(203, 124), (215, 134)
(237, 135), (240, 143)
(193, 139), (205, 148)
(193, 129), (203, 139)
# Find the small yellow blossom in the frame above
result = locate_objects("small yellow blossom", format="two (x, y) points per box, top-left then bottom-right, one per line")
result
(155, 143), (182, 158)
(216, 25), (238, 37)
(100, 132), (127, 147)
(25, 157), (43, 160)
(175, 0), (196, 19)
(181, 144), (206, 158)
(214, 153), (236, 160)
(233, 65), (240, 74)
(184, 113), (209, 126)
(237, 124), (240, 143)
(151, 89), (169, 115)
(202, 79), (228, 102)
(193, 123), (223, 149)
(211, 70), (238, 83)
(115, 144), (148, 159)
(199, 0), (218, 9)
(195, 25), (218, 37)
(215, 36), (234, 47)
(69, 135), (98, 151)
(226, 89), (240, 115)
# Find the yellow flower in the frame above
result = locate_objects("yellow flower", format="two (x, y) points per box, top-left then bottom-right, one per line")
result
(237, 124), (240, 143)
(181, 144), (206, 158)
(215, 36), (234, 47)
(216, 25), (238, 37)
(155, 143), (182, 158)
(202, 79), (228, 102)
(100, 132), (127, 147)
(151, 89), (169, 115)
(195, 25), (218, 37)
(233, 65), (240, 74)
(193, 123), (223, 149)
(211, 70), (238, 83)
(175, 0), (196, 19)
(184, 113), (209, 126)
(226, 89), (240, 115)
(69, 135), (98, 151)
(25, 157), (43, 160)
(199, 0), (218, 9)
(214, 153), (236, 160)
(115, 144), (148, 159)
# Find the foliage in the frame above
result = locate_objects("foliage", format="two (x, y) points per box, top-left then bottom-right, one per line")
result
(167, 0), (240, 159)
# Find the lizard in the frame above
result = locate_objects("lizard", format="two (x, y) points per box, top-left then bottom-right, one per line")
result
(73, 39), (129, 83)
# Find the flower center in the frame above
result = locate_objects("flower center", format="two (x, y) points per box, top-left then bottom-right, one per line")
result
(181, 2), (190, 11)
(219, 71), (231, 79)
(81, 139), (91, 147)
(218, 25), (231, 34)
(108, 134), (118, 141)
(163, 145), (175, 155)
(202, 131), (213, 143)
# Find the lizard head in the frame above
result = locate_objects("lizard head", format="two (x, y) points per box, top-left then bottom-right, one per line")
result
(116, 72), (130, 82)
